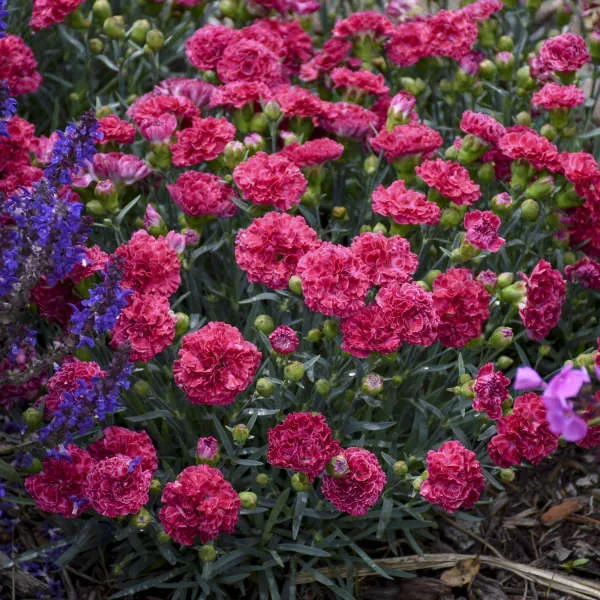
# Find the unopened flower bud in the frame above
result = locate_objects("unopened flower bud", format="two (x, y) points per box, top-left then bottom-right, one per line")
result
(372, 222), (387, 235)
(322, 319), (338, 339)
(239, 491), (258, 509)
(364, 155), (379, 174)
(23, 407), (43, 431)
(477, 162), (495, 184)
(478, 57), (498, 82)
(264, 101), (281, 121)
(500, 468), (515, 482)
(439, 207), (462, 229)
(288, 275), (303, 295)
(150, 479), (161, 494)
(393, 460), (408, 477)
(590, 31), (600, 63)
(499, 281), (526, 304)
(198, 545), (217, 562)
(362, 373), (384, 395)
(497, 272), (514, 288)
(103, 15), (126, 39)
(539, 345), (551, 357)
(92, 0), (112, 21)
(495, 355), (514, 370)
(315, 378), (331, 396)
(232, 424), (250, 445)
(525, 176), (554, 200)
(146, 29), (164, 51)
(491, 192), (513, 215)
(284, 361), (305, 382)
(143, 204), (166, 235)
(132, 507), (152, 529)
(243, 133), (264, 153)
(458, 134), (488, 164)
(23, 457), (42, 474)
(488, 326), (514, 349)
(156, 530), (171, 543)
(496, 51), (514, 79)
(413, 472), (427, 491)
(224, 140), (245, 169)
(256, 377), (275, 397)
(254, 314), (275, 335)
(95, 179), (118, 211)
(291, 472), (312, 492)
(250, 112), (268, 133)
(521, 198), (540, 221)
(133, 380), (151, 396)
(130, 18), (151, 44)
(174, 312), (190, 337)
(196, 436), (219, 466)
(331, 206), (347, 220)
(555, 189), (584, 209)
(326, 455), (350, 478)
(256, 473), (270, 486)
(89, 38), (104, 54)
(540, 123), (557, 141)
(306, 328), (322, 343)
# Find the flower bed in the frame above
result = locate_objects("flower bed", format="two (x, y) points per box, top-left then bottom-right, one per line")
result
(1, 0), (600, 597)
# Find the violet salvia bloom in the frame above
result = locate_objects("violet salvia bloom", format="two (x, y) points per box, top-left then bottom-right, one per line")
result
(39, 351), (132, 443)
(44, 110), (103, 188)
(0, 0), (7, 38)
(0, 82), (16, 138)
(69, 260), (131, 348)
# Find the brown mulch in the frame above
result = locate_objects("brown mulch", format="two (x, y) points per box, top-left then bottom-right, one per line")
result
(357, 446), (600, 600)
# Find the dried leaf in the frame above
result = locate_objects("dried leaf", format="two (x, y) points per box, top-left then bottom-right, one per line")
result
(440, 557), (480, 587)
(541, 499), (583, 526)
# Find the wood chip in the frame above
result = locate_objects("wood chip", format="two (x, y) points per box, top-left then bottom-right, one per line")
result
(540, 498), (584, 526)
(440, 557), (480, 587)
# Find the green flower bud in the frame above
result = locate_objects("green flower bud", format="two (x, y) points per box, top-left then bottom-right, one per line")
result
(590, 32), (600, 64)
(264, 101), (281, 121)
(478, 59), (497, 80)
(359, 225), (372, 234)
(372, 222), (387, 234)
(539, 345), (551, 357)
(322, 319), (338, 339)
(23, 407), (43, 431)
(458, 134), (488, 164)
(288, 275), (303, 295)
(364, 155), (379, 174)
(156, 530), (171, 543)
(521, 198), (540, 221)
(23, 457), (42, 474)
(495, 355), (514, 370)
(393, 460), (408, 477)
(239, 491), (258, 509)
(130, 19), (151, 44)
(74, 346), (92, 361)
(496, 52), (514, 80)
(249, 112), (268, 133)
(86, 199), (105, 216)
(306, 328), (322, 343)
(497, 35), (514, 52)
(284, 361), (304, 382)
(516, 65), (535, 90)
(500, 468), (515, 482)
(198, 545), (217, 562)
(301, 188), (319, 208)
(254, 314), (275, 335)
(563, 251), (576, 265)
(497, 272), (514, 288)
(540, 123), (557, 141)
(444, 145), (460, 161)
(232, 424), (250, 445)
(477, 162), (495, 184)
(525, 0), (542, 12)
(256, 473), (270, 486)
(391, 375), (403, 386)
(150, 479), (161, 494)
(175, 312), (190, 337)
(256, 377), (275, 397)
(132, 507), (152, 529)
(555, 189), (584, 209)
(331, 206), (347, 220)
(88, 38), (104, 54)
(315, 378), (331, 396)
(103, 16), (126, 39)
(362, 373), (384, 395)
(488, 326), (514, 349)
(423, 270), (441, 287)
(291, 472), (312, 492)
(412, 472), (427, 491)
(515, 111), (532, 126)
(133, 380), (151, 397)
(524, 176), (554, 200)
(146, 29), (164, 51)
(92, 0), (112, 21)
(499, 281), (526, 304)
(439, 207), (462, 229)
